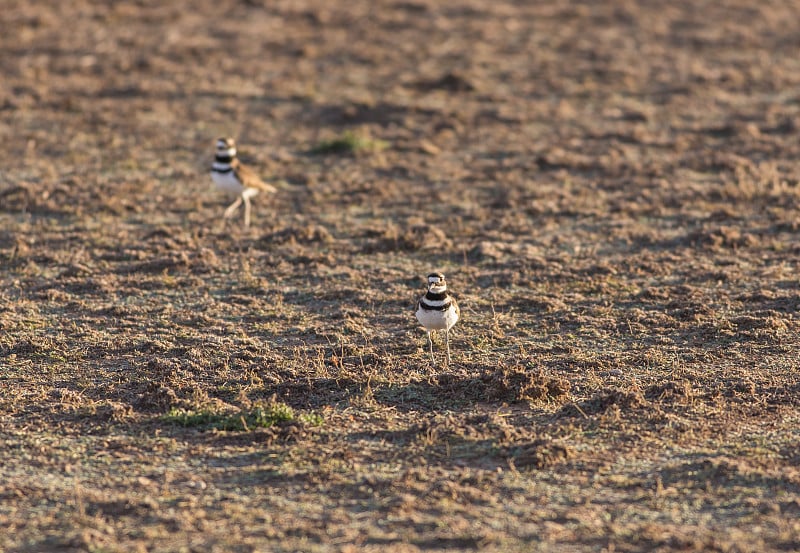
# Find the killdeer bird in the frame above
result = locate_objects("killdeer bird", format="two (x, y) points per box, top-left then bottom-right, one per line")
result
(210, 137), (277, 228)
(415, 272), (460, 366)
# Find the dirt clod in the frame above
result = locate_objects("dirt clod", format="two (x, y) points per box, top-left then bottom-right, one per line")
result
(483, 365), (570, 403)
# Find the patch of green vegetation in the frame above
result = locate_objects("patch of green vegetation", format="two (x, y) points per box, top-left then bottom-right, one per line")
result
(161, 408), (228, 428)
(161, 401), (321, 431)
(310, 130), (389, 155)
(298, 412), (325, 426)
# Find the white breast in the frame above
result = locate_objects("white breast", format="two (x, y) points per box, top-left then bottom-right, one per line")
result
(416, 303), (459, 331)
(211, 170), (244, 195)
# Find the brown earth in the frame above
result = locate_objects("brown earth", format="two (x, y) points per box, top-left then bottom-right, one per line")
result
(2, 0), (800, 551)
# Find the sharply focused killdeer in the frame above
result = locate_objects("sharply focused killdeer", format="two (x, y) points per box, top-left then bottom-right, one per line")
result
(210, 137), (277, 228)
(415, 272), (460, 366)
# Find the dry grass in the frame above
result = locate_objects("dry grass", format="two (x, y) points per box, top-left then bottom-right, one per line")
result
(2, 0), (800, 551)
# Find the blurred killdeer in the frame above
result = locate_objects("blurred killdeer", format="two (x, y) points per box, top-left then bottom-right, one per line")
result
(210, 137), (277, 228)
(415, 272), (460, 366)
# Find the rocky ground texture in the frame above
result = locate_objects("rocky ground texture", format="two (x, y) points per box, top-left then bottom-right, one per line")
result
(1, 1), (800, 551)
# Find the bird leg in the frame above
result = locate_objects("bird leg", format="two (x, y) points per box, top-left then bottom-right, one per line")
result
(224, 196), (243, 219)
(445, 329), (451, 366)
(243, 195), (252, 228)
(427, 331), (435, 366)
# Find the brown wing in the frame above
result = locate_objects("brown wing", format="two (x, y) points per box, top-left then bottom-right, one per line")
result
(232, 159), (277, 193)
(451, 295), (460, 318)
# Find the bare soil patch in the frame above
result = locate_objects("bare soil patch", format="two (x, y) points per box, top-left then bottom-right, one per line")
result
(2, 0), (800, 551)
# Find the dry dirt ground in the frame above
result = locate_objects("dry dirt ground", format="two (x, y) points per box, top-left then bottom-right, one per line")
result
(2, 0), (800, 551)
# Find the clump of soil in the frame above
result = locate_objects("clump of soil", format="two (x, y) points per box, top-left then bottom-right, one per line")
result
(483, 365), (571, 403)
(644, 380), (694, 403)
(560, 387), (646, 417)
(503, 439), (573, 470)
(263, 224), (335, 245)
(136, 382), (181, 412)
(364, 220), (451, 253)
